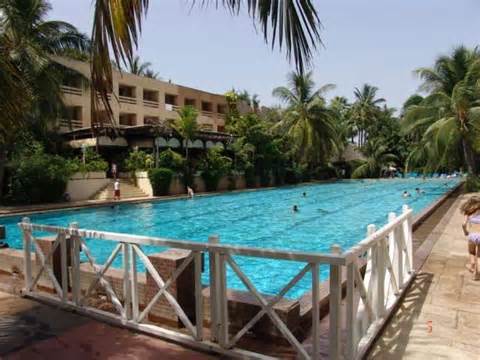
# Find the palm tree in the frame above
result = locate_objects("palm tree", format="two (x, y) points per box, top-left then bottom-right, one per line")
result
(350, 84), (386, 146)
(128, 55), (152, 75)
(172, 106), (199, 165)
(352, 139), (397, 178)
(144, 68), (160, 79)
(0, 0), (89, 198)
(272, 71), (338, 167)
(89, 1), (322, 127)
(403, 46), (480, 174)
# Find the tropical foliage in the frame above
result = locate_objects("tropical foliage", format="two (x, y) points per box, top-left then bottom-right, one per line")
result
(272, 71), (338, 168)
(403, 46), (480, 175)
(0, 0), (89, 199)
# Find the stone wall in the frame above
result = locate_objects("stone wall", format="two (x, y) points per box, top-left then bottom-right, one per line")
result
(66, 172), (110, 201)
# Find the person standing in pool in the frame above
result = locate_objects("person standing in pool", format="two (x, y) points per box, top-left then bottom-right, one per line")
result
(114, 179), (121, 200)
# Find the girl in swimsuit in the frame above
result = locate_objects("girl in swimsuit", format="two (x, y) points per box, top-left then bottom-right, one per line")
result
(461, 196), (480, 279)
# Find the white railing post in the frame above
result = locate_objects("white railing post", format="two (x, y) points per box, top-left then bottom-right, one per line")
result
(122, 243), (131, 320)
(403, 205), (413, 275)
(329, 244), (342, 360)
(208, 235), (220, 343)
(362, 224), (377, 328)
(69, 222), (81, 305)
(218, 252), (229, 348)
(60, 233), (68, 303)
(346, 260), (357, 360)
(311, 262), (320, 359)
(194, 251), (204, 341)
(22, 217), (32, 292)
(129, 244), (139, 322)
(391, 212), (404, 288)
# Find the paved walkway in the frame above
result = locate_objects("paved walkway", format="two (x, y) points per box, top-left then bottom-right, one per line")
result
(368, 193), (480, 359)
(0, 291), (215, 359)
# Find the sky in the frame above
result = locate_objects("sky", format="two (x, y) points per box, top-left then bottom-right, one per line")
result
(48, 0), (479, 110)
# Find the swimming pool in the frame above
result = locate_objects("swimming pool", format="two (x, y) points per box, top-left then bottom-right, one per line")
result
(0, 178), (459, 298)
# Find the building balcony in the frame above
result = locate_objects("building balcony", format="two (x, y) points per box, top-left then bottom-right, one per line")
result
(59, 118), (83, 129)
(119, 95), (137, 105)
(60, 85), (82, 96)
(165, 104), (180, 112)
(143, 99), (159, 108)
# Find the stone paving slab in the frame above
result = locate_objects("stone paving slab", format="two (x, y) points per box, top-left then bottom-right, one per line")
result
(368, 193), (480, 359)
(0, 292), (216, 360)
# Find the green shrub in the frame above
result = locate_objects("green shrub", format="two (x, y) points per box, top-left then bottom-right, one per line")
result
(465, 175), (480, 192)
(124, 150), (154, 173)
(199, 147), (232, 191)
(157, 149), (185, 171)
(69, 148), (108, 174)
(148, 168), (174, 196)
(8, 148), (72, 204)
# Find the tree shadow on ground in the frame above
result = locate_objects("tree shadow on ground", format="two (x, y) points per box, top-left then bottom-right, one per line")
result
(367, 272), (434, 359)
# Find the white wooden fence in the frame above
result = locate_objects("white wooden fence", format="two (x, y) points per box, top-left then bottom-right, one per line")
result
(18, 205), (414, 359)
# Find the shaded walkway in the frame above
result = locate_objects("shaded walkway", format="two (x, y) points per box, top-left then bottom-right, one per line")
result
(368, 193), (480, 359)
(0, 292), (215, 360)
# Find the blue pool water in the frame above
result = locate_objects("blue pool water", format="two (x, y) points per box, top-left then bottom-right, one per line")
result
(0, 178), (459, 298)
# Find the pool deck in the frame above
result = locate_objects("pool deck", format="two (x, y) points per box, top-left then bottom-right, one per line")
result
(0, 288), (216, 360)
(368, 192), (480, 359)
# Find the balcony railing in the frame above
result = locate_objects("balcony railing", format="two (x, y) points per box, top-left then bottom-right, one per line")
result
(119, 96), (137, 105)
(165, 104), (181, 112)
(60, 85), (82, 96)
(143, 99), (159, 108)
(59, 118), (83, 129)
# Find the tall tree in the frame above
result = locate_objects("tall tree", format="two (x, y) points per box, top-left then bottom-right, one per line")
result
(172, 105), (199, 165)
(89, 0), (322, 128)
(403, 46), (480, 174)
(350, 84), (386, 146)
(128, 55), (153, 76)
(352, 139), (397, 178)
(272, 71), (338, 167)
(0, 0), (89, 198)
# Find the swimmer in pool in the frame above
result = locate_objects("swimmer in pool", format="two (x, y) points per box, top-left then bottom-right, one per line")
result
(402, 191), (411, 198)
(292, 205), (299, 212)
(302, 192), (307, 197)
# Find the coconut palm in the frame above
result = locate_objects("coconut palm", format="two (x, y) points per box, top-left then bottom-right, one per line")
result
(403, 46), (480, 174)
(272, 71), (338, 167)
(89, 0), (322, 127)
(128, 55), (152, 75)
(172, 106), (199, 164)
(0, 0), (89, 198)
(350, 84), (386, 146)
(352, 139), (397, 178)
(144, 68), (160, 79)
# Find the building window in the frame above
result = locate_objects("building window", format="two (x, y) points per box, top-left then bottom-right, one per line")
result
(119, 84), (136, 98)
(143, 89), (159, 102)
(201, 101), (213, 112)
(119, 113), (137, 126)
(217, 104), (227, 114)
(185, 98), (196, 107)
(143, 89), (159, 108)
(165, 94), (177, 106)
(60, 106), (83, 128)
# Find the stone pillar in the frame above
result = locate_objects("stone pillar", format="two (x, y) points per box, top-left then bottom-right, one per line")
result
(35, 236), (72, 291)
(146, 249), (196, 327)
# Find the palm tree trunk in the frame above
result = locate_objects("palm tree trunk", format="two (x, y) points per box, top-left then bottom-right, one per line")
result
(462, 137), (477, 175)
